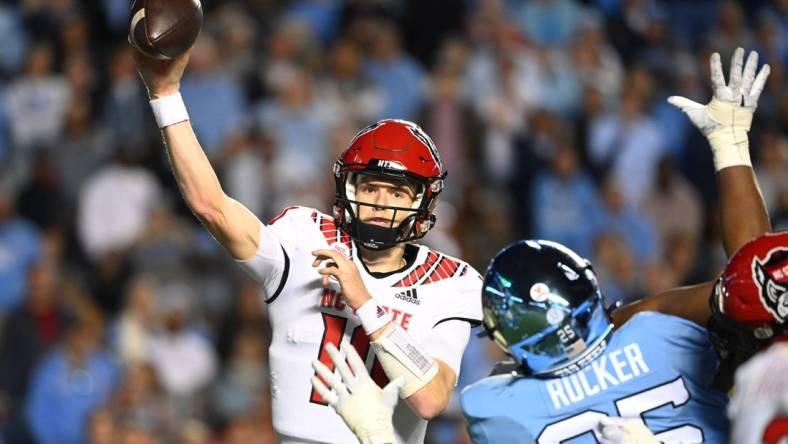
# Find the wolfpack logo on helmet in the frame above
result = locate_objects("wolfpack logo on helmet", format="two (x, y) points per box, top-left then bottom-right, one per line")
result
(753, 247), (788, 322)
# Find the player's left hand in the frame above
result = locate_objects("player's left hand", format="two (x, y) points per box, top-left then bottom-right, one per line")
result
(667, 48), (771, 171)
(312, 248), (371, 310)
(598, 417), (660, 444)
(312, 341), (403, 444)
(668, 48), (770, 135)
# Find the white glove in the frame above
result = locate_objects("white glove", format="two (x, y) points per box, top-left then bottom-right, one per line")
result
(667, 47), (770, 171)
(599, 417), (660, 444)
(311, 341), (404, 444)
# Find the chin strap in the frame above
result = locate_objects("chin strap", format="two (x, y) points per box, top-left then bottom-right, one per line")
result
(355, 220), (402, 250)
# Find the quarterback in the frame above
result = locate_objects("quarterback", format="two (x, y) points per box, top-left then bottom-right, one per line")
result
(134, 51), (482, 443)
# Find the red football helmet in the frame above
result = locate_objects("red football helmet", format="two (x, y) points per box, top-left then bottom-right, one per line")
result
(709, 232), (788, 368)
(333, 119), (446, 250)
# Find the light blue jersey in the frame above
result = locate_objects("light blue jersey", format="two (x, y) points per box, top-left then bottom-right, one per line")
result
(461, 312), (729, 443)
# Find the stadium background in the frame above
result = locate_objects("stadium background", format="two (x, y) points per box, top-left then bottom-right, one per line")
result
(0, 0), (785, 442)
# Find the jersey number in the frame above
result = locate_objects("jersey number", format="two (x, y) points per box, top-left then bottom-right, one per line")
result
(763, 417), (788, 444)
(309, 313), (389, 405)
(537, 377), (703, 443)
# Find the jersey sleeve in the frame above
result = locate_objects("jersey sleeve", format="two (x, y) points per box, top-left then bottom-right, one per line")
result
(431, 262), (483, 328)
(235, 206), (314, 303)
(420, 262), (483, 375)
(421, 319), (470, 376)
(630, 312), (719, 387)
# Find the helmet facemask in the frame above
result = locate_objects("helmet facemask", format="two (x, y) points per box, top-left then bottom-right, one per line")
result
(333, 167), (442, 250)
(708, 277), (787, 371)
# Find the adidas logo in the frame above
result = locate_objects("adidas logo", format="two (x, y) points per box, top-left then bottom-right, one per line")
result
(376, 306), (386, 318)
(394, 289), (420, 305)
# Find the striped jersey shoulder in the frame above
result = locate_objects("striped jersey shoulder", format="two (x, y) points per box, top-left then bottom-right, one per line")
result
(310, 209), (354, 256)
(392, 246), (477, 288)
(267, 206), (354, 256)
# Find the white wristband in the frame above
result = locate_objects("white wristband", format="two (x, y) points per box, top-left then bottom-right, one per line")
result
(371, 324), (438, 398)
(149, 92), (189, 129)
(706, 98), (753, 171)
(356, 299), (392, 335)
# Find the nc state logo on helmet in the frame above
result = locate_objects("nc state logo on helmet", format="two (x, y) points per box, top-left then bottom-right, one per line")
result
(709, 232), (788, 368)
(333, 119), (446, 250)
(716, 232), (788, 331)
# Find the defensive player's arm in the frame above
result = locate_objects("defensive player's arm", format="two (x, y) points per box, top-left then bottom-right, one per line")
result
(135, 51), (261, 260)
(613, 49), (771, 327)
(717, 166), (770, 256)
(613, 169), (771, 328)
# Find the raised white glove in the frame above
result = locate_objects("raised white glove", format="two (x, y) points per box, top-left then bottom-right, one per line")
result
(599, 417), (660, 444)
(311, 341), (404, 444)
(667, 47), (770, 171)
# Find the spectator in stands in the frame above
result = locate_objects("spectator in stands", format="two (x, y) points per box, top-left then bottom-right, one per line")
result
(0, 178), (41, 314)
(24, 303), (119, 444)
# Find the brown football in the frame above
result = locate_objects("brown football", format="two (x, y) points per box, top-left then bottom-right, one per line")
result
(129, 0), (203, 60)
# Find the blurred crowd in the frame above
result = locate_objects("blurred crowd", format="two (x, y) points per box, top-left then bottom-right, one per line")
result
(0, 0), (786, 443)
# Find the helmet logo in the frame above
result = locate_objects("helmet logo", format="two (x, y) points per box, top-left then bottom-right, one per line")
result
(373, 159), (406, 170)
(530, 283), (550, 302)
(752, 247), (788, 323)
(546, 307), (565, 325)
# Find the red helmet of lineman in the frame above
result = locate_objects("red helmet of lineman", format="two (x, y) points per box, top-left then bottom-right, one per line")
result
(333, 119), (446, 250)
(709, 232), (788, 366)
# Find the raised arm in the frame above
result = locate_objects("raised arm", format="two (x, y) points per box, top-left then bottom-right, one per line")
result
(613, 49), (771, 327)
(134, 51), (261, 260)
(717, 166), (770, 254)
(669, 48), (771, 253)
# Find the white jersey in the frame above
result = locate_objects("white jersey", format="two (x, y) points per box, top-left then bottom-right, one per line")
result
(728, 342), (788, 444)
(238, 206), (483, 444)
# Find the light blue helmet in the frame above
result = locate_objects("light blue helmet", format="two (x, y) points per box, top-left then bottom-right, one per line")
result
(482, 240), (614, 377)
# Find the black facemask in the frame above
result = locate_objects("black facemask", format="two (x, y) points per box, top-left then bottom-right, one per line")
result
(707, 280), (784, 372)
(349, 205), (419, 251)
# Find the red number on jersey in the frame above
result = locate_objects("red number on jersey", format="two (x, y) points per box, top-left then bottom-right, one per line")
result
(309, 313), (389, 405)
(763, 417), (788, 444)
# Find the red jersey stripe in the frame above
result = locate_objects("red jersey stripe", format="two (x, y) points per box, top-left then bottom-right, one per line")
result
(393, 250), (440, 288)
(319, 217), (338, 244)
(424, 256), (461, 284)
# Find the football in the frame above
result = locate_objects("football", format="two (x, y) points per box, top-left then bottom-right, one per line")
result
(128, 0), (203, 60)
